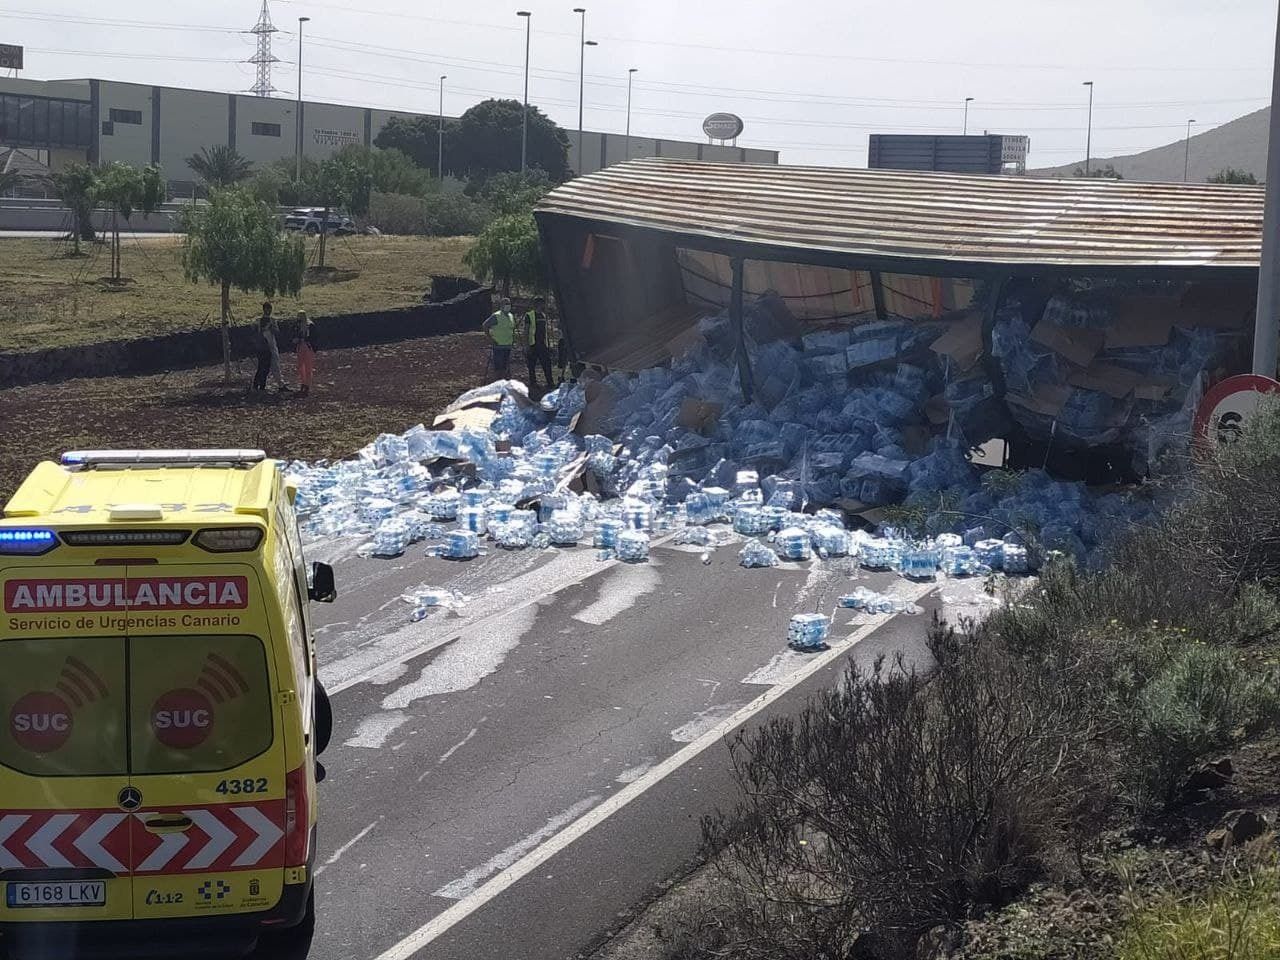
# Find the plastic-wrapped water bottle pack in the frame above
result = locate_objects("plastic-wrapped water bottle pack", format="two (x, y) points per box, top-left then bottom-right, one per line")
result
(739, 539), (781, 568)
(788, 613), (830, 651)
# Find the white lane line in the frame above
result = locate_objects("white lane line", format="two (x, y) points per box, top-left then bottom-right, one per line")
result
(371, 579), (936, 960)
(315, 820), (379, 878)
(432, 795), (603, 901)
(324, 532), (681, 696)
(438, 727), (478, 764)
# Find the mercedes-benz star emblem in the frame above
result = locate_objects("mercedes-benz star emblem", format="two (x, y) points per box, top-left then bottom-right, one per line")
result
(117, 787), (143, 811)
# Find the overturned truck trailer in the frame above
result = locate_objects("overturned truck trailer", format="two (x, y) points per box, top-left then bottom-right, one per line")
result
(534, 158), (1264, 483)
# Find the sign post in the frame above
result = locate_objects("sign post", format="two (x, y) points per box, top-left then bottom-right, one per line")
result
(1193, 374), (1280, 452)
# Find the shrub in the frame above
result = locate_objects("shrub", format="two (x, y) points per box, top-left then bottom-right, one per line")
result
(689, 624), (1102, 959)
(1122, 640), (1280, 810)
(463, 212), (545, 295)
(1118, 858), (1280, 960)
(366, 191), (491, 237)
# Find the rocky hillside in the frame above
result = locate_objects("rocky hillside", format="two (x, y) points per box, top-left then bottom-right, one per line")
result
(1031, 106), (1269, 182)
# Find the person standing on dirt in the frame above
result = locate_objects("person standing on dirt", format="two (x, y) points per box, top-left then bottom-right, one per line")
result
(482, 298), (516, 378)
(295, 310), (317, 396)
(264, 302), (290, 392)
(522, 297), (555, 389)
(252, 304), (275, 391)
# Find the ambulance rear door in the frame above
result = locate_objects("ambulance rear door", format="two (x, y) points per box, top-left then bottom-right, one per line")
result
(125, 564), (287, 922)
(0, 564), (134, 925)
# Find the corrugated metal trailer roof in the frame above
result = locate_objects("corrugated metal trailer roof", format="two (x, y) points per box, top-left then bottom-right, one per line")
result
(536, 158), (1266, 278)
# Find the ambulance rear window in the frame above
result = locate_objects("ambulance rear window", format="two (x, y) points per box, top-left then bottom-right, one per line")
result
(0, 637), (128, 777)
(129, 635), (273, 776)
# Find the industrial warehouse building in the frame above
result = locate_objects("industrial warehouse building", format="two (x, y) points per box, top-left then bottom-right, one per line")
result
(0, 76), (779, 192)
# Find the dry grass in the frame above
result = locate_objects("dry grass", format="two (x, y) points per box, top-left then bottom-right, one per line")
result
(0, 233), (473, 353)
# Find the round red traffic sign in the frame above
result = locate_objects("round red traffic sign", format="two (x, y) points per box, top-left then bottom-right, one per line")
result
(150, 688), (214, 749)
(10, 691), (74, 753)
(1193, 374), (1280, 451)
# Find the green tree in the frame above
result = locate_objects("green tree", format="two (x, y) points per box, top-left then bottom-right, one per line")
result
(50, 163), (99, 254)
(181, 186), (306, 383)
(247, 166), (287, 206)
(463, 212), (547, 297)
(186, 145), (253, 189)
(1208, 167), (1258, 184)
(473, 169), (553, 215)
(95, 162), (165, 282)
(334, 144), (435, 198)
(1073, 163), (1124, 180)
(374, 115), (449, 176)
(300, 154), (371, 269)
(450, 99), (570, 183)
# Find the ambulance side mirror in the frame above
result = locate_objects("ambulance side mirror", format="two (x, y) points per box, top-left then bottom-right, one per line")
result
(308, 562), (337, 603)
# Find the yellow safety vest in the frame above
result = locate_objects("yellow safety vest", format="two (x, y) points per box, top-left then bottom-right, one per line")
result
(526, 310), (549, 347)
(489, 310), (515, 346)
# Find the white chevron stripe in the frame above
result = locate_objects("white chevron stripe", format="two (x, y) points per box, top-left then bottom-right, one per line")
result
(135, 825), (189, 872)
(230, 807), (283, 867)
(183, 809), (237, 870)
(0, 815), (29, 869)
(72, 814), (126, 873)
(26, 814), (75, 868)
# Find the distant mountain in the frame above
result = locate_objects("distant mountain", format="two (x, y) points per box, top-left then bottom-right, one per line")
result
(1030, 106), (1269, 182)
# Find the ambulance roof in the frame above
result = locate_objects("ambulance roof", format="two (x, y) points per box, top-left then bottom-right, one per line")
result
(2, 451), (280, 526)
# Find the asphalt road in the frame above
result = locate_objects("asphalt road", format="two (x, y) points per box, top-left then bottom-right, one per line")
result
(278, 532), (981, 960)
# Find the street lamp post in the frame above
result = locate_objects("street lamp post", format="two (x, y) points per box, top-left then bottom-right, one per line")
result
(296, 16), (310, 183)
(573, 7), (587, 173)
(1253, 0), (1280, 375)
(438, 75), (447, 179)
(517, 11), (531, 173)
(1184, 119), (1196, 182)
(625, 67), (638, 161)
(1083, 80), (1094, 176)
(963, 97), (974, 136)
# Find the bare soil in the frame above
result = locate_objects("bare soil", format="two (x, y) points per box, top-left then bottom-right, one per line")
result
(0, 331), (491, 501)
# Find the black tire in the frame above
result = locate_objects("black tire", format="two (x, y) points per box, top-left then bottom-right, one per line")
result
(314, 680), (333, 755)
(257, 890), (315, 958)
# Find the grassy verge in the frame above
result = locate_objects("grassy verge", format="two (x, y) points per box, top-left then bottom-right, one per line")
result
(0, 233), (472, 353)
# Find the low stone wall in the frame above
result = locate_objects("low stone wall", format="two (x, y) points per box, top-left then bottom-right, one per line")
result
(0, 286), (493, 388)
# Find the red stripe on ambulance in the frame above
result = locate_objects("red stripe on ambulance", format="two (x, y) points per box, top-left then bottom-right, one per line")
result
(3, 577), (248, 613)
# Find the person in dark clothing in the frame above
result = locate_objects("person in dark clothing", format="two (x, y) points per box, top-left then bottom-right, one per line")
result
(556, 335), (571, 385)
(252, 302), (275, 391)
(522, 297), (554, 389)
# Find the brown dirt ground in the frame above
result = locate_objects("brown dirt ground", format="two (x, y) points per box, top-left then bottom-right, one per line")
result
(0, 331), (493, 502)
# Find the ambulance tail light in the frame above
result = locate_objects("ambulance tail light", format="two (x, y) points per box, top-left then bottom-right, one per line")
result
(0, 529), (58, 556)
(284, 764), (310, 865)
(193, 527), (264, 553)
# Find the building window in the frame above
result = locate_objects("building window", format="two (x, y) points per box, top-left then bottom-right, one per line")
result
(251, 122), (281, 137)
(108, 108), (142, 125)
(101, 120), (115, 136)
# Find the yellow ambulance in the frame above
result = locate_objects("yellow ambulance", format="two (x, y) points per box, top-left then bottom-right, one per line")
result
(0, 449), (335, 957)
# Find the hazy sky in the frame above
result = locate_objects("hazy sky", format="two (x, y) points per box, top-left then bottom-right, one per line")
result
(4, 0), (1278, 169)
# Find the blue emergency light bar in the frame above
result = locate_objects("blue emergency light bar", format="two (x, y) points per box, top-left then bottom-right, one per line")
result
(0, 529), (59, 556)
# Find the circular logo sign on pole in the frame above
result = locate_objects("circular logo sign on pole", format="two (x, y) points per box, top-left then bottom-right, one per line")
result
(702, 113), (745, 142)
(1193, 374), (1280, 452)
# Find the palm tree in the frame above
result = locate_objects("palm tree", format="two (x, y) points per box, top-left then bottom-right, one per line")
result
(186, 145), (252, 189)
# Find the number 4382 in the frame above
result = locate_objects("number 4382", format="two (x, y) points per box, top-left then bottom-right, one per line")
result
(215, 777), (268, 795)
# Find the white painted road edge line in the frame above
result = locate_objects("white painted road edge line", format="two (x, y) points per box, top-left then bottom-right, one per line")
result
(326, 532), (681, 696)
(371, 579), (937, 960)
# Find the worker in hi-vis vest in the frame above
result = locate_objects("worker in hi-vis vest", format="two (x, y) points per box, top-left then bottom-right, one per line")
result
(522, 297), (555, 389)
(482, 297), (516, 377)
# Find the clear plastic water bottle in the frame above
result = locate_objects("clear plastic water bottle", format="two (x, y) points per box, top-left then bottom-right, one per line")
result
(488, 502), (515, 526)
(774, 526), (813, 561)
(458, 506), (487, 535)
(547, 510), (585, 545)
(738, 539), (780, 568)
(975, 539), (1005, 570)
(594, 518), (623, 549)
(1001, 543), (1030, 574)
(788, 613), (830, 650)
(442, 530), (480, 560)
(424, 489), (461, 521)
(617, 530), (650, 562)
(622, 499), (652, 531)
(733, 505), (771, 536)
(810, 525), (849, 557)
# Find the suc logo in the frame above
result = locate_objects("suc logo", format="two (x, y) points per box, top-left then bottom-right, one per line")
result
(9, 657), (109, 753)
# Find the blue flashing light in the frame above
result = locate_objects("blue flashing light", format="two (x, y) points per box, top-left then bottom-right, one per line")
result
(0, 529), (59, 555)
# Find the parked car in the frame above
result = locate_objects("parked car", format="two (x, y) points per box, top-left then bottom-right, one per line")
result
(283, 207), (357, 235)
